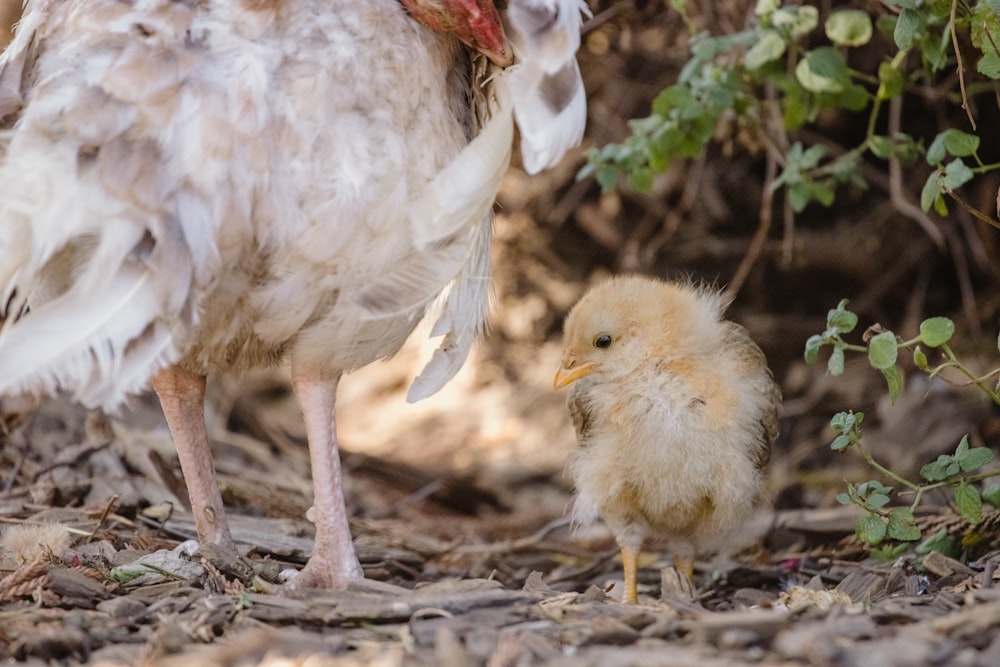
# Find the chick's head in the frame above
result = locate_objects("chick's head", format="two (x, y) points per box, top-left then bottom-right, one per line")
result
(554, 275), (728, 390)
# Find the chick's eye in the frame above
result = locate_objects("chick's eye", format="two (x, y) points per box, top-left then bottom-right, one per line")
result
(593, 334), (613, 349)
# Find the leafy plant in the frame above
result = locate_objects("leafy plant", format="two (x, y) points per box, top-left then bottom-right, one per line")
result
(805, 299), (999, 406)
(831, 418), (997, 544)
(580, 0), (1000, 230)
(807, 300), (1000, 556)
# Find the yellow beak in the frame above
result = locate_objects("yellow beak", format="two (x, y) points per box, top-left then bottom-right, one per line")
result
(553, 361), (598, 389)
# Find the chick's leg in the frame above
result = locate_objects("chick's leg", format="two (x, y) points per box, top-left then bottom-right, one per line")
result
(620, 543), (640, 604)
(673, 552), (695, 581)
(618, 526), (644, 604)
(153, 366), (235, 551)
(288, 372), (363, 590)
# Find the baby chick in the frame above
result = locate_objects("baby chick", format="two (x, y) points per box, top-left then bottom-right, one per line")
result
(554, 275), (780, 603)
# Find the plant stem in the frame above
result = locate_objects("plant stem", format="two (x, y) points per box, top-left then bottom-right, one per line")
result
(940, 344), (1000, 405)
(854, 443), (922, 492)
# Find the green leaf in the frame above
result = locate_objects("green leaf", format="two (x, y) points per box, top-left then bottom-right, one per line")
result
(942, 129), (980, 158)
(876, 61), (905, 100)
(836, 492), (853, 505)
(869, 135), (894, 159)
(772, 5), (819, 38)
(893, 7), (923, 51)
(920, 455), (954, 481)
(933, 191), (949, 216)
(913, 346), (928, 370)
(745, 30), (786, 69)
(863, 480), (892, 496)
(927, 129), (980, 164)
(982, 485), (1000, 509)
(872, 543), (910, 562)
(787, 182), (814, 211)
(597, 165), (619, 192)
(628, 167), (653, 192)
(856, 514), (888, 545)
(795, 47), (850, 93)
(925, 24), (951, 74)
(828, 299), (858, 333)
(798, 144), (829, 170)
(653, 85), (691, 113)
(868, 331), (898, 369)
(754, 0), (779, 16)
(955, 482), (983, 524)
(887, 507), (922, 541)
(890, 133), (923, 166)
(831, 434), (853, 451)
(826, 10), (873, 46)
(919, 317), (954, 347)
(959, 447), (995, 471)
(942, 158), (974, 190)
(876, 14), (897, 42)
(810, 180), (836, 207)
(917, 528), (961, 559)
(955, 435), (995, 471)
(830, 411), (849, 431)
(865, 492), (891, 511)
(980, 51), (1000, 79)
(920, 171), (942, 212)
(881, 366), (902, 403)
(955, 434), (970, 458)
(804, 334), (824, 364)
(828, 345), (845, 376)
(831, 411), (856, 433)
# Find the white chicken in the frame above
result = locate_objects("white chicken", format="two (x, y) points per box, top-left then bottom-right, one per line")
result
(0, 0), (589, 589)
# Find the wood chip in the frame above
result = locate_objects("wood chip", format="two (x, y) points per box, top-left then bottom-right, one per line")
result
(922, 550), (976, 578)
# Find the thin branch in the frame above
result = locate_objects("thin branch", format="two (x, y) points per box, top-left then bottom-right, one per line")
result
(951, 0), (977, 129)
(730, 84), (781, 295)
(887, 96), (946, 247)
(730, 143), (776, 295)
(944, 186), (1000, 231)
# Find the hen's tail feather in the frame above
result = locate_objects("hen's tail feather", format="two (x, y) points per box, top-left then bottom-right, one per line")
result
(401, 66), (514, 401)
(0, 265), (178, 409)
(508, 0), (590, 174)
(407, 209), (492, 402)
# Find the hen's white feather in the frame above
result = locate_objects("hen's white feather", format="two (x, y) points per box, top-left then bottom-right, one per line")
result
(407, 73), (513, 249)
(508, 0), (590, 174)
(0, 265), (175, 407)
(0, 0), (588, 413)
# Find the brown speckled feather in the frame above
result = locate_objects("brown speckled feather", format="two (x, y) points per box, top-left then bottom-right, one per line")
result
(721, 321), (780, 469)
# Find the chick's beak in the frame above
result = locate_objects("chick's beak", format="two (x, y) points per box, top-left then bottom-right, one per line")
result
(554, 350), (598, 390)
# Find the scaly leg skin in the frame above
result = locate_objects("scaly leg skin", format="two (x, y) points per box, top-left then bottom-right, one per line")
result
(153, 366), (236, 552)
(620, 542), (641, 604)
(673, 552), (695, 582)
(285, 372), (363, 590)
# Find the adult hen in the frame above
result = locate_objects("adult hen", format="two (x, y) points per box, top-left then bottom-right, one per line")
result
(555, 276), (780, 603)
(0, 0), (588, 590)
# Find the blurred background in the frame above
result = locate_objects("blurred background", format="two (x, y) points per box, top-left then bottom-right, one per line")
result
(1, 0), (998, 583)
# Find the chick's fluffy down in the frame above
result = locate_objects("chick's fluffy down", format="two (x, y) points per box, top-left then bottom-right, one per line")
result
(559, 275), (779, 552)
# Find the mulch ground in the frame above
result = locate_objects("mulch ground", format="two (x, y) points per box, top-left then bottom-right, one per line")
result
(2, 388), (1000, 667)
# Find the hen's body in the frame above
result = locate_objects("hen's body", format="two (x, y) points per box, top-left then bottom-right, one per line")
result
(0, 0), (551, 588)
(0, 0), (494, 400)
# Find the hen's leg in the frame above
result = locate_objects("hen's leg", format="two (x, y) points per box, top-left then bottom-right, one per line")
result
(287, 372), (363, 590)
(153, 366), (235, 550)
